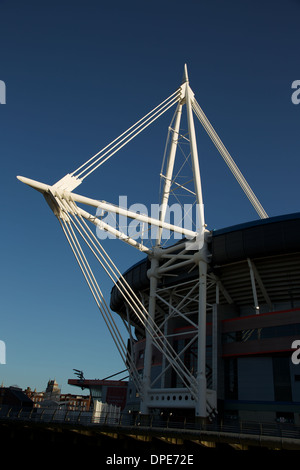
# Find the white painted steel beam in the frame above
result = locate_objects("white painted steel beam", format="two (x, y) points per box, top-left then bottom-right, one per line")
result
(156, 102), (183, 245)
(17, 176), (197, 240)
(18, 66), (234, 420)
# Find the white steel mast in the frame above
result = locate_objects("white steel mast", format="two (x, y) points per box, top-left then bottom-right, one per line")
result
(17, 65), (268, 419)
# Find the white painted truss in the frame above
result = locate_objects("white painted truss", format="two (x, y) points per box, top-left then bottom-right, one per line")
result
(18, 65), (268, 418)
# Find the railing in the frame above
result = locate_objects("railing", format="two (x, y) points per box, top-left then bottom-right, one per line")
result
(1, 405), (300, 442)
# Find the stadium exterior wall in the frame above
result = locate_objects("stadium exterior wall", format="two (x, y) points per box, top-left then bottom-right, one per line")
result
(110, 213), (300, 424)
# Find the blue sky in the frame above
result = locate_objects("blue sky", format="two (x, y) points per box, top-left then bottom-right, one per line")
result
(0, 0), (300, 394)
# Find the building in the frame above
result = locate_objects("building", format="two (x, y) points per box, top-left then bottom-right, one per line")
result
(17, 65), (300, 425)
(0, 386), (34, 410)
(25, 388), (45, 407)
(59, 393), (91, 411)
(110, 212), (300, 423)
(25, 378), (125, 412)
(68, 378), (128, 411)
(44, 379), (61, 400)
(25, 380), (91, 411)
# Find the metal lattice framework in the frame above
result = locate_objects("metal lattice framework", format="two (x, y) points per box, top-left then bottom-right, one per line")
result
(18, 65), (268, 418)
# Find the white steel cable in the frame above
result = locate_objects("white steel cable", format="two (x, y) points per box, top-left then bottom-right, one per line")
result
(58, 211), (142, 391)
(57, 196), (191, 390)
(80, 97), (180, 180)
(70, 220), (197, 395)
(67, 223), (142, 392)
(73, 90), (181, 180)
(61, 197), (150, 319)
(150, 333), (198, 388)
(72, 89), (180, 177)
(56, 195), (199, 395)
(59, 218), (127, 361)
(192, 98), (268, 219)
(58, 208), (142, 391)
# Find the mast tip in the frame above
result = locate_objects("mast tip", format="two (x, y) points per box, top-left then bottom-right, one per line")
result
(182, 64), (189, 83)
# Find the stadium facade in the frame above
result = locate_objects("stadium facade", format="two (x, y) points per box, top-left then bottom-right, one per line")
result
(110, 212), (300, 423)
(18, 65), (300, 425)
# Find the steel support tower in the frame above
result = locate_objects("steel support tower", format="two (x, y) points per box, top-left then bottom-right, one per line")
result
(18, 65), (267, 418)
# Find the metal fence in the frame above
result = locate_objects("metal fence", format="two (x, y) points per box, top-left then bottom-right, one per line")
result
(1, 405), (300, 442)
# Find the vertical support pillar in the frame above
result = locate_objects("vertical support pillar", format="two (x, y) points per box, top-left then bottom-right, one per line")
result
(140, 255), (160, 415)
(185, 79), (205, 233)
(157, 103), (182, 245)
(195, 256), (207, 418)
(184, 66), (207, 418)
(161, 294), (171, 389)
(212, 283), (219, 394)
(212, 303), (218, 393)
